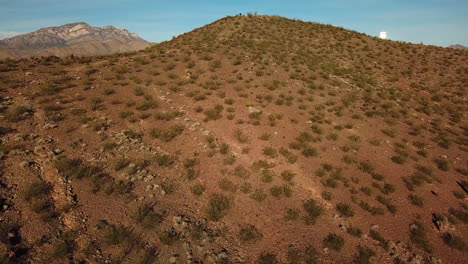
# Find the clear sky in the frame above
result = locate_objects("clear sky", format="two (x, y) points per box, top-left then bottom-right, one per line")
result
(0, 0), (467, 47)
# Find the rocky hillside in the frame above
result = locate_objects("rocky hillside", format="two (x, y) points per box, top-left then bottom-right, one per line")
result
(0, 15), (467, 264)
(0, 22), (151, 58)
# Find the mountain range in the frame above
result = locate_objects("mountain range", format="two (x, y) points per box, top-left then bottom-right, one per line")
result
(0, 22), (151, 58)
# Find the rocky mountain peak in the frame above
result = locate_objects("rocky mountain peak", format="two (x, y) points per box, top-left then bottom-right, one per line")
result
(0, 22), (146, 50)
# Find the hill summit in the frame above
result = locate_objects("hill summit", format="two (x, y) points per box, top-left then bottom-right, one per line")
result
(0, 15), (466, 264)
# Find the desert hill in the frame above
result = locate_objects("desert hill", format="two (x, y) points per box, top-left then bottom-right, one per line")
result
(448, 44), (468, 50)
(0, 22), (151, 59)
(0, 15), (467, 264)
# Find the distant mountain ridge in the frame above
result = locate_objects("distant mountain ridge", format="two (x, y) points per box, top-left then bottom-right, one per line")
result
(0, 22), (152, 58)
(448, 44), (467, 50)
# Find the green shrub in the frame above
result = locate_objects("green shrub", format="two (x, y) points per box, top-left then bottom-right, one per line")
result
(5, 105), (32, 122)
(234, 128), (249, 143)
(234, 165), (250, 179)
(408, 194), (424, 207)
(159, 229), (181, 245)
(207, 194), (231, 221)
(410, 222), (432, 252)
(250, 189), (267, 202)
(302, 146), (318, 157)
(354, 246), (375, 264)
(262, 147), (277, 158)
(239, 225), (263, 244)
(303, 199), (323, 225)
(336, 203), (354, 217)
(150, 125), (184, 142)
(448, 208), (468, 223)
(279, 148), (298, 164)
(281, 170), (295, 182)
(134, 204), (163, 229)
(113, 157), (130, 171)
(153, 154), (175, 166)
(347, 226), (363, 237)
(24, 181), (51, 201)
(258, 253), (278, 264)
(285, 208), (300, 221)
(102, 224), (131, 245)
(323, 233), (345, 251)
(204, 105), (223, 121)
(442, 233), (466, 251)
(191, 184), (205, 196)
(434, 158), (449, 171)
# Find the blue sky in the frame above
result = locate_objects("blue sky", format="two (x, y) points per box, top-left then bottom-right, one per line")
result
(0, 0), (467, 46)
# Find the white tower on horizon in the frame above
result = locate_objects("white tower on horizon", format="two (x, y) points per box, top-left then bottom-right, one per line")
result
(379, 31), (388, 40)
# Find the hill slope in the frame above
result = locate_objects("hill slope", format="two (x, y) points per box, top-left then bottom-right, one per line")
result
(0, 22), (152, 58)
(0, 15), (467, 264)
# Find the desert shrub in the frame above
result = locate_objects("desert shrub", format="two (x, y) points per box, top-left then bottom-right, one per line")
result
(159, 229), (181, 245)
(5, 105), (32, 122)
(234, 128), (249, 143)
(336, 203), (354, 217)
(434, 158), (449, 171)
(154, 110), (183, 121)
(258, 253), (278, 264)
(358, 161), (375, 173)
(323, 233), (345, 251)
(302, 146), (318, 157)
(220, 143), (230, 154)
(442, 233), (466, 251)
(259, 133), (271, 141)
(136, 100), (158, 111)
(207, 194), (231, 221)
(24, 181), (52, 201)
(360, 187), (372, 196)
(448, 208), (468, 223)
(153, 154), (175, 166)
(134, 87), (144, 96)
(281, 170), (295, 182)
(279, 148), (298, 164)
(262, 147), (277, 158)
(134, 204), (163, 229)
(453, 190), (465, 199)
(150, 124), (184, 142)
(369, 230), (386, 245)
(354, 246), (375, 264)
(391, 155), (407, 164)
(250, 189), (267, 202)
(191, 184), (205, 196)
(347, 226), (363, 237)
(270, 185), (292, 199)
(410, 222), (432, 252)
(285, 208), (301, 221)
(408, 194), (424, 207)
(261, 169), (275, 183)
(204, 105), (223, 121)
(239, 225), (263, 244)
(240, 183), (252, 194)
(234, 165), (250, 179)
(359, 201), (385, 215)
(123, 130), (143, 140)
(303, 199), (323, 225)
(102, 88), (115, 95)
(219, 178), (237, 192)
(102, 224), (131, 245)
(113, 157), (130, 171)
(53, 158), (100, 179)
